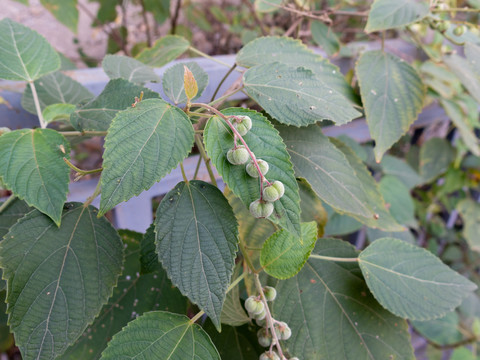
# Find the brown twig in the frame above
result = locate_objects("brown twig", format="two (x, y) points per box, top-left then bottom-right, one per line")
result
(170, 0), (182, 34)
(242, 0), (268, 36)
(139, 0), (152, 47)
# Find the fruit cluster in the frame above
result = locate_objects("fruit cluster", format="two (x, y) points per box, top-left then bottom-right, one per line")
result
(226, 115), (285, 219)
(244, 287), (297, 360)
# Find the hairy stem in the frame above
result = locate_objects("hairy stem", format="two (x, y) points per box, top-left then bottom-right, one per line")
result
(210, 63), (238, 102)
(29, 81), (46, 129)
(309, 254), (359, 262)
(192, 155), (202, 180)
(195, 135), (217, 186)
(84, 179), (101, 208)
(0, 195), (16, 214)
(63, 157), (102, 175)
(180, 162), (188, 183)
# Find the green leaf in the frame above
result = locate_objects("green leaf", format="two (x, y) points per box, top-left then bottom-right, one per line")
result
(358, 238), (477, 320)
(22, 71), (93, 115)
(441, 98), (480, 157)
(331, 137), (404, 231)
(297, 178), (327, 237)
(236, 36), (357, 103)
(0, 129), (70, 225)
(276, 124), (375, 219)
(140, 224), (161, 274)
(99, 98), (194, 215)
(162, 61), (209, 104)
(102, 55), (160, 85)
(0, 198), (32, 240)
(419, 137), (455, 183)
(379, 176), (417, 228)
(450, 347), (476, 360)
(205, 323), (260, 360)
(204, 108), (301, 236)
(324, 209), (362, 236)
(40, 0), (78, 33)
(261, 222), (317, 279)
(60, 229), (187, 359)
(143, 0), (170, 24)
(100, 311), (220, 359)
(96, 0), (120, 22)
(365, 0), (429, 32)
(411, 311), (463, 346)
(311, 21), (341, 56)
(220, 264), (250, 326)
(135, 35), (190, 67)
(465, 42), (480, 77)
(366, 227), (415, 243)
(0, 203), (124, 360)
(42, 103), (76, 124)
(457, 199), (480, 252)
(0, 18), (60, 81)
(70, 79), (160, 131)
(155, 181), (238, 330)
(254, 0), (282, 12)
(356, 50), (425, 161)
(271, 238), (415, 359)
(380, 154), (422, 189)
(243, 62), (361, 126)
(443, 53), (480, 104)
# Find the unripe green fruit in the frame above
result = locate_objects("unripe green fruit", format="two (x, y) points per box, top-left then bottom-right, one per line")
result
(280, 324), (292, 340)
(453, 25), (465, 36)
(246, 159), (269, 178)
(227, 145), (249, 165)
(260, 352), (280, 360)
(262, 181), (285, 202)
(232, 115), (252, 136)
(257, 328), (272, 347)
(437, 21), (449, 33)
(254, 308), (267, 320)
(264, 286), (277, 301)
(245, 296), (264, 315)
(256, 318), (266, 327)
(274, 321), (291, 340)
(249, 199), (274, 218)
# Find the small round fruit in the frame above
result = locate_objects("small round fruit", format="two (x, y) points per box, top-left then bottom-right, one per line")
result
(245, 296), (258, 314)
(249, 199), (274, 218)
(232, 115), (252, 136)
(436, 21), (450, 33)
(260, 352), (280, 360)
(264, 286), (277, 301)
(257, 328), (272, 347)
(274, 321), (291, 340)
(254, 308), (267, 320)
(262, 181), (285, 202)
(280, 325), (292, 340)
(246, 159), (269, 178)
(453, 25), (465, 36)
(227, 145), (249, 165)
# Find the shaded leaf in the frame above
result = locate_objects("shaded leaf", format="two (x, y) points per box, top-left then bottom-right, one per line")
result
(155, 181), (238, 330)
(60, 229), (187, 359)
(356, 50), (425, 161)
(311, 21), (341, 56)
(366, 227), (415, 243)
(444, 53), (480, 104)
(205, 323), (260, 360)
(0, 198), (32, 240)
(135, 35), (190, 67)
(243, 62), (361, 126)
(221, 264), (250, 326)
(204, 108), (301, 237)
(143, 0), (170, 24)
(99, 98), (194, 215)
(261, 222), (317, 279)
(465, 42), (480, 77)
(358, 238), (477, 320)
(271, 238), (414, 360)
(163, 62), (208, 104)
(0, 203), (124, 360)
(0, 129), (70, 225)
(365, 0), (429, 32)
(42, 103), (76, 124)
(457, 199), (480, 253)
(102, 55), (160, 85)
(379, 176), (417, 228)
(41, 0), (78, 33)
(0, 18), (60, 81)
(100, 311), (220, 359)
(140, 224), (161, 274)
(380, 154), (422, 189)
(419, 137), (455, 183)
(298, 178), (327, 237)
(22, 71), (93, 115)
(411, 311), (463, 346)
(70, 79), (160, 131)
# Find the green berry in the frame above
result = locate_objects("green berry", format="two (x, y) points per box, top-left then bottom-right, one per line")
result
(264, 286), (277, 301)
(254, 308), (267, 320)
(232, 115), (252, 136)
(453, 25), (465, 36)
(246, 159), (269, 178)
(262, 181), (285, 202)
(244, 296), (257, 313)
(274, 321), (291, 340)
(227, 145), (250, 165)
(249, 199), (274, 218)
(260, 352), (280, 360)
(257, 328), (272, 347)
(437, 21), (449, 33)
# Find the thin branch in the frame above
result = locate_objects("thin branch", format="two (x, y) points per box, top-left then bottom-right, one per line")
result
(189, 47), (242, 70)
(309, 254), (359, 262)
(29, 81), (46, 128)
(242, 0), (268, 36)
(139, 0), (152, 47)
(195, 135), (217, 186)
(171, 0), (182, 34)
(210, 63), (238, 102)
(0, 195), (16, 214)
(180, 162), (188, 183)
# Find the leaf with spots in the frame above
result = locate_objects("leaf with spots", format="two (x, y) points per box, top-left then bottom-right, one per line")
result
(0, 203), (124, 360)
(100, 311), (220, 359)
(60, 229), (187, 359)
(204, 108), (301, 237)
(155, 180), (238, 330)
(358, 238), (477, 320)
(271, 238), (415, 360)
(99, 98), (195, 215)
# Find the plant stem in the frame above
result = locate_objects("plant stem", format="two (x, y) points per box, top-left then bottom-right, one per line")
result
(63, 158), (102, 175)
(254, 273), (284, 359)
(59, 131), (108, 137)
(432, 7), (480, 12)
(170, 0), (182, 34)
(180, 162), (188, 183)
(84, 179), (102, 208)
(0, 195), (16, 214)
(210, 63), (238, 102)
(29, 81), (46, 129)
(189, 47), (241, 71)
(189, 310), (205, 324)
(239, 240), (258, 273)
(192, 155), (202, 180)
(241, 0), (268, 35)
(208, 86), (244, 107)
(309, 254), (358, 262)
(195, 135), (217, 186)
(189, 111), (213, 118)
(139, 0), (152, 47)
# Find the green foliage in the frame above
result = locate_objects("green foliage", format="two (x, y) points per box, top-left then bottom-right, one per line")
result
(100, 311), (220, 359)
(102, 55), (160, 85)
(311, 21), (341, 56)
(365, 0), (429, 32)
(457, 199), (480, 252)
(155, 181), (238, 330)
(411, 312), (463, 346)
(135, 35), (190, 67)
(162, 62), (209, 104)
(99, 98), (194, 214)
(40, 0), (78, 33)
(419, 138), (455, 183)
